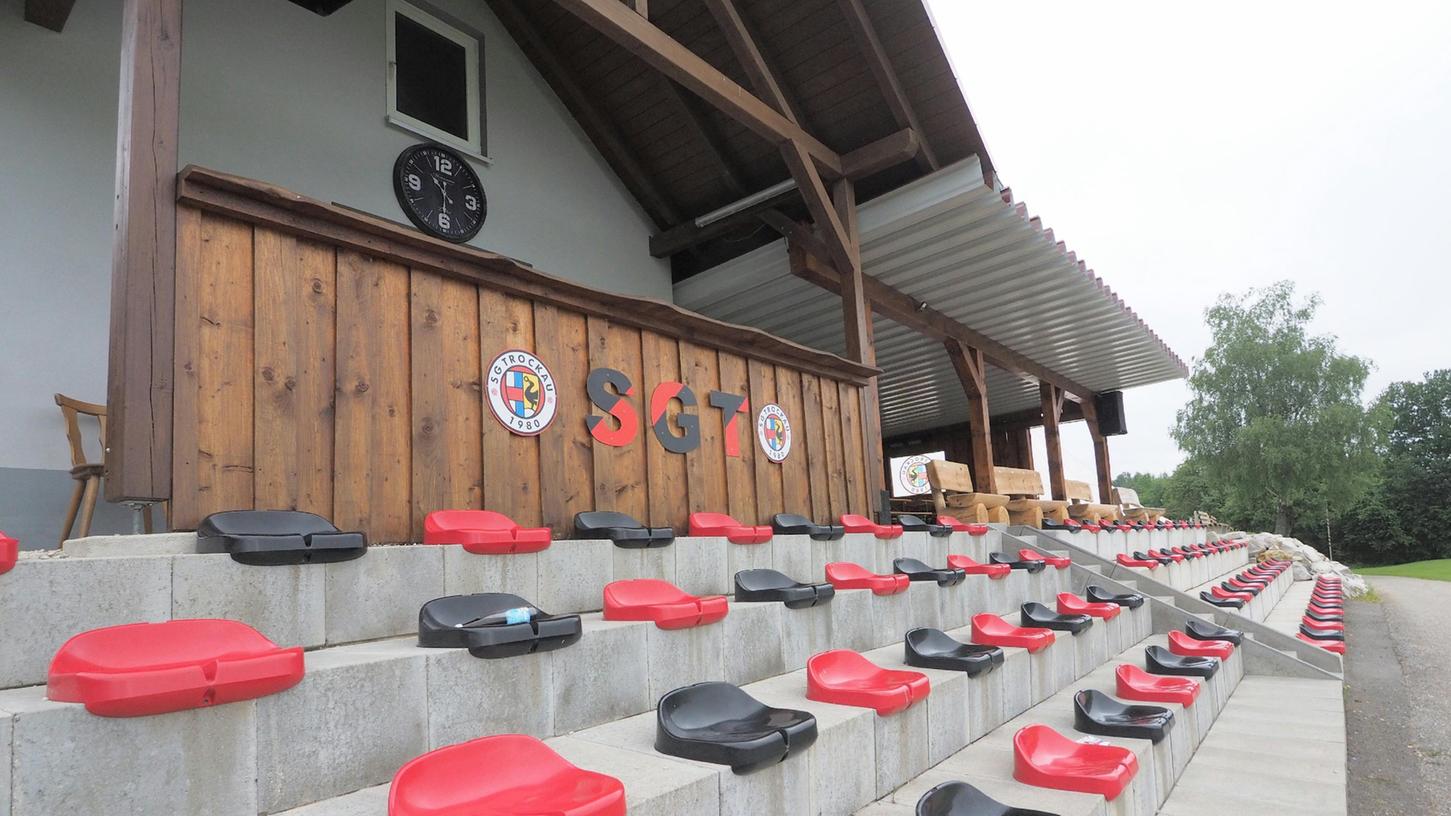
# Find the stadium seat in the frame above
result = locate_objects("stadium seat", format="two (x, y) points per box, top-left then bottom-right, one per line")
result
(914, 780), (1061, 816)
(1073, 689), (1174, 743)
(1021, 602), (1092, 634)
(574, 511), (674, 548)
(47, 619), (304, 717)
(602, 579), (727, 629)
(946, 554), (1011, 579)
(1145, 645), (1219, 678)
(893, 557), (967, 587)
(897, 514), (954, 537)
(733, 568), (835, 608)
(771, 513), (844, 540)
(1116, 553), (1159, 569)
(1297, 632), (1347, 654)
(826, 562), (910, 595)
(839, 513), (904, 539)
(417, 593), (581, 658)
(1057, 592), (1121, 619)
(1184, 619), (1243, 645)
(971, 613), (1055, 653)
(806, 649), (929, 715)
(989, 552), (1046, 573)
(388, 734), (625, 816)
(904, 627), (1004, 677)
(936, 515), (989, 536)
(1115, 663), (1199, 707)
(1168, 630), (1234, 660)
(0, 529), (15, 575)
(197, 510), (366, 566)
(688, 512), (772, 544)
(1199, 591), (1245, 609)
(1013, 724), (1138, 800)
(1087, 585), (1145, 609)
(655, 682), (817, 773)
(423, 510), (551, 554)
(1017, 548), (1070, 569)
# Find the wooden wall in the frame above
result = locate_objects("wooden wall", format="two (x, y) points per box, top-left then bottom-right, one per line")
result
(170, 205), (872, 540)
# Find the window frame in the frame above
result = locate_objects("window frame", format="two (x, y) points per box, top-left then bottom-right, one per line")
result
(385, 0), (487, 160)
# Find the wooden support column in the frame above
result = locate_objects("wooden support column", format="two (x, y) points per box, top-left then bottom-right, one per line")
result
(1039, 381), (1067, 500)
(945, 339), (995, 494)
(106, 0), (182, 502)
(1081, 398), (1113, 503)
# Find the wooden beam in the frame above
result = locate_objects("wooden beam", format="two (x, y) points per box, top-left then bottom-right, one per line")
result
(106, 0), (181, 503)
(944, 339), (996, 494)
(24, 0), (77, 31)
(1081, 398), (1113, 504)
(657, 77), (748, 195)
(834, 0), (938, 172)
(841, 128), (921, 179)
(1040, 381), (1067, 501)
(832, 179), (868, 361)
(630, 0), (647, 18)
(549, 0), (844, 176)
(491, 0), (681, 228)
(702, 0), (808, 126)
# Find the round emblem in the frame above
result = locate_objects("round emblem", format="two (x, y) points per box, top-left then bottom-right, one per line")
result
(486, 349), (558, 436)
(899, 455), (932, 495)
(755, 403), (793, 463)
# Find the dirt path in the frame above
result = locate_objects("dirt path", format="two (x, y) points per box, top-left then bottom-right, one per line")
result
(1345, 576), (1451, 816)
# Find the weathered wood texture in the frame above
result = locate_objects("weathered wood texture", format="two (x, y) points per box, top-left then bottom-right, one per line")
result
(171, 204), (871, 538)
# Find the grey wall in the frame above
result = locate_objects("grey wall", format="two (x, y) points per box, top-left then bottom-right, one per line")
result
(0, 0), (673, 544)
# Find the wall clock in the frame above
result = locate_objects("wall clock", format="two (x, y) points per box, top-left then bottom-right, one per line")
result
(393, 143), (486, 242)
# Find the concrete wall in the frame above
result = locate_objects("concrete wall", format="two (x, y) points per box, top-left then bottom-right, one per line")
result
(0, 0), (672, 543)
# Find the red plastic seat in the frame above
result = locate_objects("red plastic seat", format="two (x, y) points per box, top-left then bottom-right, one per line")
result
(1057, 592), (1121, 620)
(839, 514), (903, 539)
(1307, 605), (1344, 618)
(1152, 549), (1184, 563)
(971, 613), (1055, 653)
(946, 554), (1011, 580)
(1297, 632), (1346, 654)
(687, 512), (772, 544)
(1116, 553), (1158, 569)
(602, 579), (728, 629)
(47, 619), (304, 717)
(825, 562), (909, 595)
(0, 530), (16, 575)
(806, 649), (929, 715)
(1210, 586), (1254, 603)
(936, 515), (988, 535)
(1115, 663), (1199, 707)
(389, 734), (625, 816)
(1168, 630), (1234, 659)
(1018, 549), (1069, 569)
(1302, 617), (1345, 632)
(1013, 724), (1138, 800)
(423, 510), (551, 554)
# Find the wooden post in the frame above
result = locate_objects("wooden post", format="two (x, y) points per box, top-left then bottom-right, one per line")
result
(945, 339), (995, 494)
(1039, 381), (1067, 500)
(1081, 398), (1113, 503)
(106, 0), (182, 502)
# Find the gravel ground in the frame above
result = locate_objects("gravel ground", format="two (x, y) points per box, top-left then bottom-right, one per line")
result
(1346, 576), (1451, 816)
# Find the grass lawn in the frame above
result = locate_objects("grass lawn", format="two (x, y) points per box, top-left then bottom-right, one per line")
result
(1356, 559), (1451, 582)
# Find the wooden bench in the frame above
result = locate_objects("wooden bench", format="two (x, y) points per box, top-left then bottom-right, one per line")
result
(1065, 480), (1120, 524)
(993, 466), (1070, 528)
(925, 460), (1010, 524)
(1111, 486), (1164, 523)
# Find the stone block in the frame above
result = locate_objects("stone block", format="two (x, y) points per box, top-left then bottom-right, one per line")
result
(171, 553), (325, 650)
(966, 660), (1006, 739)
(745, 672), (877, 816)
(441, 546), (539, 601)
(325, 545), (444, 645)
(874, 700), (931, 797)
(780, 598), (837, 671)
(937, 579), (972, 632)
(553, 616), (650, 733)
(0, 555), (173, 689)
(411, 640), (554, 748)
(272, 784), (389, 816)
(723, 601), (785, 685)
(63, 532), (201, 557)
(1071, 621), (1110, 679)
(1028, 637), (1075, 704)
(675, 536), (729, 597)
(768, 535), (815, 584)
(997, 647), (1032, 722)
(646, 616), (725, 702)
(824, 587), (874, 654)
(0, 704), (10, 816)
(537, 539), (613, 615)
(549, 735), (720, 816)
(613, 541), (677, 584)
(904, 581), (943, 634)
(725, 537), (774, 580)
(867, 589), (912, 651)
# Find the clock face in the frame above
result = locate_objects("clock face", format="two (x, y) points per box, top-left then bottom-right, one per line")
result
(392, 144), (486, 242)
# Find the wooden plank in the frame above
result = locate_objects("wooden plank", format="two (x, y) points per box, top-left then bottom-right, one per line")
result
(716, 351), (757, 525)
(170, 206), (203, 528)
(834, 0), (939, 171)
(191, 214), (254, 522)
(253, 227), (336, 518)
(799, 374), (831, 522)
(945, 339), (996, 494)
(993, 466), (1045, 499)
(334, 250), (412, 542)
(106, 0), (181, 502)
(642, 332), (689, 531)
(748, 359), (783, 523)
(534, 304), (593, 535)
(1081, 399), (1115, 504)
(839, 381), (868, 513)
(411, 271), (484, 538)
(681, 342), (728, 515)
(819, 374), (848, 520)
(24, 0), (78, 32)
(774, 366), (811, 517)
(1039, 381), (1067, 501)
(587, 316), (648, 523)
(479, 290), (542, 526)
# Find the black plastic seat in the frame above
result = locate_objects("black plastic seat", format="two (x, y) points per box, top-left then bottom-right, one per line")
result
(1145, 645), (1219, 678)
(989, 552), (1046, 573)
(1199, 591), (1244, 609)
(1041, 518), (1079, 533)
(418, 593), (582, 658)
(1299, 625), (1345, 642)
(1073, 689), (1174, 743)
(1303, 609), (1344, 623)
(1185, 619), (1243, 645)
(1086, 585), (1144, 609)
(915, 780), (1059, 816)
(734, 569), (835, 608)
(1220, 581), (1259, 596)
(1134, 550), (1173, 566)
(894, 558), (966, 587)
(904, 628), (1004, 677)
(897, 514), (953, 537)
(1020, 602), (1091, 634)
(655, 682), (817, 774)
(573, 511), (674, 548)
(197, 510), (366, 566)
(770, 513), (844, 541)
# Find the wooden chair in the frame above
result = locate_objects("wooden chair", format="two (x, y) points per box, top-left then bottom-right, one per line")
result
(1065, 479), (1119, 524)
(992, 466), (1069, 528)
(56, 394), (108, 543)
(1111, 486), (1165, 524)
(925, 460), (1010, 523)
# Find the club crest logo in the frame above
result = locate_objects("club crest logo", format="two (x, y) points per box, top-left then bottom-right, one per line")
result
(486, 349), (558, 436)
(899, 455), (932, 495)
(755, 403), (792, 463)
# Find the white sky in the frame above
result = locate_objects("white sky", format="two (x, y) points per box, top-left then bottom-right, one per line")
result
(925, 0), (1451, 481)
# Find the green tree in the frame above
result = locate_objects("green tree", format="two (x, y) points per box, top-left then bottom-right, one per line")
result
(1377, 369), (1451, 559)
(1172, 282), (1383, 535)
(1113, 471), (1170, 509)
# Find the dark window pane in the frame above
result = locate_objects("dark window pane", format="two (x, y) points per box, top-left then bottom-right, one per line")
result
(395, 14), (469, 141)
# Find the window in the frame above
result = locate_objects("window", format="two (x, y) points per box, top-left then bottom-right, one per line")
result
(386, 0), (485, 157)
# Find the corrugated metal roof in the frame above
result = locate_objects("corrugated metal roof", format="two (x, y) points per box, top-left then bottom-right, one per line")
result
(672, 156), (1187, 436)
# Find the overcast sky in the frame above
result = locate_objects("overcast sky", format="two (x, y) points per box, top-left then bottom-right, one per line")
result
(925, 0), (1451, 482)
